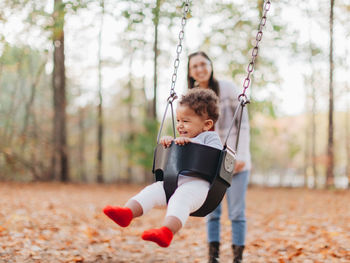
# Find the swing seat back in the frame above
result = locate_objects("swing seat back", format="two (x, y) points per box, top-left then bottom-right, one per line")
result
(152, 142), (236, 217)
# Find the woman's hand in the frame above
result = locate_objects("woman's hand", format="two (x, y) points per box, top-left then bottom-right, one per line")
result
(234, 161), (245, 173)
(174, 137), (191, 146)
(160, 136), (174, 148)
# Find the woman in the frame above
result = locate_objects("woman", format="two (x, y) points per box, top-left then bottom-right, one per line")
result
(187, 51), (251, 263)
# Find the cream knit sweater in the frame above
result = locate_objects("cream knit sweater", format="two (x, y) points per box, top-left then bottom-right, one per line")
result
(215, 80), (252, 171)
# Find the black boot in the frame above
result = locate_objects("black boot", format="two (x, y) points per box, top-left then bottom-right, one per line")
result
(208, 242), (220, 263)
(232, 244), (245, 263)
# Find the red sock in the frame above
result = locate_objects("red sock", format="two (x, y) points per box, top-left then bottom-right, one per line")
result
(103, 206), (133, 227)
(141, 226), (173, 248)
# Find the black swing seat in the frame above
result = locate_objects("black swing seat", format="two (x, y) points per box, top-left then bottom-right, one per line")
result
(152, 142), (236, 217)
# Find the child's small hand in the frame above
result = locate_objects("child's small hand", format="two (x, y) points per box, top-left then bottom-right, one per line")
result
(174, 137), (191, 146)
(160, 136), (174, 148)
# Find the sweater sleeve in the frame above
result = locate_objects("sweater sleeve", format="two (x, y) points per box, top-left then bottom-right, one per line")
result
(217, 80), (251, 170)
(230, 106), (250, 163)
(191, 131), (222, 150)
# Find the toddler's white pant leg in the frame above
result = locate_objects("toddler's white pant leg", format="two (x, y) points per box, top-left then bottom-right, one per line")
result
(131, 181), (167, 214)
(166, 179), (209, 226)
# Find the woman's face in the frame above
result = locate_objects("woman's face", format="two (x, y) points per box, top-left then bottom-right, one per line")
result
(189, 54), (212, 85)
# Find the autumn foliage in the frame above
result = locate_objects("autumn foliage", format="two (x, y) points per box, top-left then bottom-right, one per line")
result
(0, 183), (349, 262)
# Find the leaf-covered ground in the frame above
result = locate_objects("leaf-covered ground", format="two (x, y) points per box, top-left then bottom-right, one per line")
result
(0, 183), (349, 263)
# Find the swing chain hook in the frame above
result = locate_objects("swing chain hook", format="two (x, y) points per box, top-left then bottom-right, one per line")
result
(169, 0), (191, 97)
(167, 91), (178, 103)
(239, 0), (271, 99)
(238, 93), (250, 106)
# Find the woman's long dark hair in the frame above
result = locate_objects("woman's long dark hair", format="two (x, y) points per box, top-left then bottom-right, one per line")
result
(187, 51), (220, 96)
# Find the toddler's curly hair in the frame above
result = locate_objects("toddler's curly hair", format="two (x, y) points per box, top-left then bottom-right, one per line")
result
(179, 88), (219, 123)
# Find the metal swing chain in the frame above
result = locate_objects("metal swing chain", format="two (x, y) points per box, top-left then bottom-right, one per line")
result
(239, 0), (271, 102)
(168, 0), (190, 102)
(157, 0), (191, 143)
(224, 0), (271, 150)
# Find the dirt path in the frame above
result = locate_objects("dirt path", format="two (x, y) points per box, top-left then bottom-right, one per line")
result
(0, 183), (349, 262)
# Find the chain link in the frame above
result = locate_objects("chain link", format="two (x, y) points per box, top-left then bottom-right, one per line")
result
(168, 0), (190, 103)
(239, 0), (271, 101)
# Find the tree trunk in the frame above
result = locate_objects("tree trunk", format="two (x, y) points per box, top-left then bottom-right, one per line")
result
(304, 89), (311, 190)
(21, 58), (47, 146)
(126, 53), (134, 182)
(326, 0), (335, 188)
(96, 0), (105, 183)
(303, 80), (310, 188)
(3, 61), (21, 145)
(78, 104), (87, 182)
(152, 0), (161, 120)
(311, 76), (317, 188)
(142, 51), (154, 184)
(51, 0), (69, 182)
(346, 82), (350, 189)
(0, 62), (3, 94)
(305, 6), (318, 188)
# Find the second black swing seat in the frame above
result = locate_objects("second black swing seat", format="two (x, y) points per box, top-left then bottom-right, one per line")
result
(152, 141), (236, 217)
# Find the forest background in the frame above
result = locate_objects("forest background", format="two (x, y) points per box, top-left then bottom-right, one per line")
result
(0, 0), (349, 189)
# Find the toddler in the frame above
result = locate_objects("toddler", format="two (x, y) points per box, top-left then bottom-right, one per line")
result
(103, 88), (222, 247)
